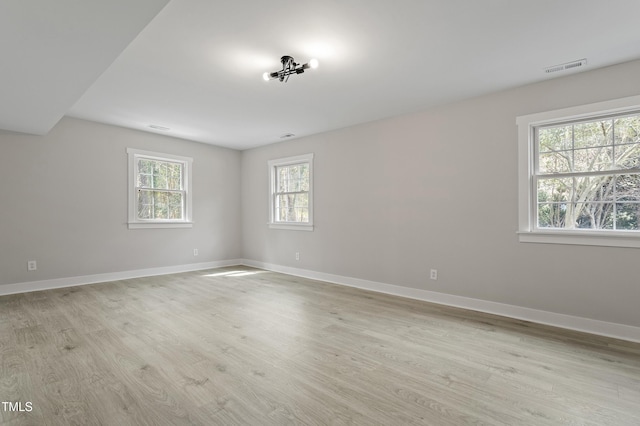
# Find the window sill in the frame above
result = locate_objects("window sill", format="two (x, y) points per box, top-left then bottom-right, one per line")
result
(128, 222), (193, 229)
(269, 223), (314, 232)
(518, 230), (640, 248)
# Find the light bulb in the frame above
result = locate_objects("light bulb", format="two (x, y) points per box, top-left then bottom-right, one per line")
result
(262, 72), (270, 81)
(309, 58), (319, 69)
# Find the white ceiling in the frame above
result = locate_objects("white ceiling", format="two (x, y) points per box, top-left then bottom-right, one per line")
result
(0, 0), (169, 135)
(4, 1), (640, 150)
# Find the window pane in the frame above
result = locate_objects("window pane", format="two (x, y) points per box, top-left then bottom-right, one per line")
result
(286, 165), (296, 190)
(168, 192), (183, 220)
(136, 159), (184, 191)
(539, 151), (571, 174)
(296, 207), (309, 222)
(615, 203), (640, 230)
(276, 194), (288, 221)
(153, 191), (168, 219)
(294, 193), (308, 207)
(138, 173), (152, 188)
(276, 193), (309, 222)
(275, 194), (288, 221)
(152, 162), (168, 189)
(277, 166), (288, 192)
(615, 174), (640, 201)
(614, 115), (640, 145)
(137, 190), (152, 219)
(276, 164), (309, 193)
(138, 159), (153, 174)
(615, 142), (640, 169)
(299, 164), (309, 191)
(537, 177), (572, 203)
(167, 163), (182, 190)
(574, 202), (614, 229)
(537, 203), (568, 228)
(573, 147), (613, 172)
(573, 121), (612, 149)
(289, 177), (301, 192)
(539, 125), (572, 152)
(575, 175), (615, 202)
(136, 190), (184, 220)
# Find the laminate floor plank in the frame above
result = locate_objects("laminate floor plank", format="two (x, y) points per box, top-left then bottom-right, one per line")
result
(1, 266), (640, 425)
(298, 330), (531, 424)
(287, 348), (502, 426)
(0, 349), (32, 425)
(81, 329), (212, 425)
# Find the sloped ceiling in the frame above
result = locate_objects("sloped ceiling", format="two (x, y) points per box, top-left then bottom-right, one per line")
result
(0, 0), (169, 135)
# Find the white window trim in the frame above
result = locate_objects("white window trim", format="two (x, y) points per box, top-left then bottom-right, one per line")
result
(516, 94), (640, 248)
(268, 153), (314, 231)
(127, 148), (193, 229)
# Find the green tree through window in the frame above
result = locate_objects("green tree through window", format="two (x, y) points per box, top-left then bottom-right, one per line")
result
(536, 114), (640, 230)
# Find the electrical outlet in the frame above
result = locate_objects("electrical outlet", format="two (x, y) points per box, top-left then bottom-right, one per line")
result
(295, 252), (300, 261)
(27, 260), (37, 271)
(193, 249), (199, 256)
(430, 269), (438, 280)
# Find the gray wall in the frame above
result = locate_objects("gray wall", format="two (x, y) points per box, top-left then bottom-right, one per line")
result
(241, 59), (640, 328)
(2, 61), (639, 329)
(0, 117), (241, 285)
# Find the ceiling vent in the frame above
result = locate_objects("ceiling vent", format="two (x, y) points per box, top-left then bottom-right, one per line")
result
(544, 59), (587, 74)
(149, 124), (170, 131)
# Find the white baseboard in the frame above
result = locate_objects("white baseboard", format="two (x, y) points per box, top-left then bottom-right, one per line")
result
(0, 259), (242, 297)
(3, 258), (638, 343)
(241, 259), (640, 343)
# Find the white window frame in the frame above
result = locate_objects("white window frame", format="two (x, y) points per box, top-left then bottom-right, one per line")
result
(268, 153), (314, 231)
(517, 94), (640, 248)
(127, 148), (193, 229)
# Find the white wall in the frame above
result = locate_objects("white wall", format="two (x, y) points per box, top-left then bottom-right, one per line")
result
(0, 117), (242, 286)
(241, 59), (640, 328)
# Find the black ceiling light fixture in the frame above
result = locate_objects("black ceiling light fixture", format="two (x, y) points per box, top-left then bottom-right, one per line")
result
(263, 55), (318, 83)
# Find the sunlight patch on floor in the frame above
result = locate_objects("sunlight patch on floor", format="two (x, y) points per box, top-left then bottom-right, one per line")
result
(203, 270), (265, 278)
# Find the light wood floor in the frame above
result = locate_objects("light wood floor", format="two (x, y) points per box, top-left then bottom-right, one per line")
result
(1, 267), (639, 425)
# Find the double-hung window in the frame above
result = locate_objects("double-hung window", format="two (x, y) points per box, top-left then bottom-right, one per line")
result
(127, 148), (193, 229)
(517, 95), (640, 247)
(268, 153), (314, 231)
